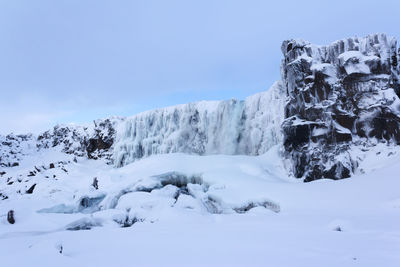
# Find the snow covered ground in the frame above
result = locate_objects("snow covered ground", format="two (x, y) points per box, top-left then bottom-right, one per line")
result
(1, 145), (400, 267)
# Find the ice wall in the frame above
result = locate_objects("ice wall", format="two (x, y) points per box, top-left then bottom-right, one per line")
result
(113, 81), (285, 167)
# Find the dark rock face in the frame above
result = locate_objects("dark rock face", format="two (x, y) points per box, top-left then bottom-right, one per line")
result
(281, 33), (400, 181)
(85, 119), (116, 160)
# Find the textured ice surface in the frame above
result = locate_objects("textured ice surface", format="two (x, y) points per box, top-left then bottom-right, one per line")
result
(113, 81), (285, 166)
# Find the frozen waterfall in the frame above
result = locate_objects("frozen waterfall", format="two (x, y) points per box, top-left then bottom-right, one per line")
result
(113, 81), (285, 167)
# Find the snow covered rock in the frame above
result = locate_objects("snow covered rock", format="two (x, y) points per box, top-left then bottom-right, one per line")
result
(37, 117), (124, 162)
(0, 117), (125, 169)
(281, 33), (400, 181)
(0, 134), (35, 168)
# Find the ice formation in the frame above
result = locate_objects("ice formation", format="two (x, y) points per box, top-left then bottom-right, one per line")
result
(113, 81), (285, 167)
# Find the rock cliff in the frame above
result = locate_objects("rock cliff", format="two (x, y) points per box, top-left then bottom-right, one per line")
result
(281, 33), (400, 181)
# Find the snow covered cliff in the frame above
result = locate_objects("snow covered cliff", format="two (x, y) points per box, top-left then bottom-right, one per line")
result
(2, 33), (400, 182)
(281, 33), (400, 181)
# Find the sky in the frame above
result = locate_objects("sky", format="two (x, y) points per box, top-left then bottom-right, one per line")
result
(0, 0), (399, 134)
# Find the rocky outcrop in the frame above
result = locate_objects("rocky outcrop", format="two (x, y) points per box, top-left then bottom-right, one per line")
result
(36, 117), (124, 163)
(0, 117), (124, 167)
(86, 118), (119, 160)
(281, 33), (400, 181)
(0, 134), (34, 168)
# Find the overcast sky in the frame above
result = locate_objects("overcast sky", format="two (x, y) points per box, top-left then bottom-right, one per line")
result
(0, 0), (399, 134)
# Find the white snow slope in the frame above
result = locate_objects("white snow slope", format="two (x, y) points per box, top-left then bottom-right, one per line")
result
(1, 143), (400, 267)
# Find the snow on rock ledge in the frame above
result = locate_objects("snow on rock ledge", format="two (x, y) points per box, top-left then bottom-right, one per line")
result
(113, 81), (285, 167)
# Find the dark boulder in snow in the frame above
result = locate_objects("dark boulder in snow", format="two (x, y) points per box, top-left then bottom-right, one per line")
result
(7, 210), (15, 224)
(92, 177), (99, 190)
(26, 184), (36, 194)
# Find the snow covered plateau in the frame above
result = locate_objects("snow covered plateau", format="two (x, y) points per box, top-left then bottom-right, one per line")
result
(1, 33), (400, 266)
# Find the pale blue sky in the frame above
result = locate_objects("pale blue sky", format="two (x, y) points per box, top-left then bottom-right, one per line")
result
(0, 0), (399, 133)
